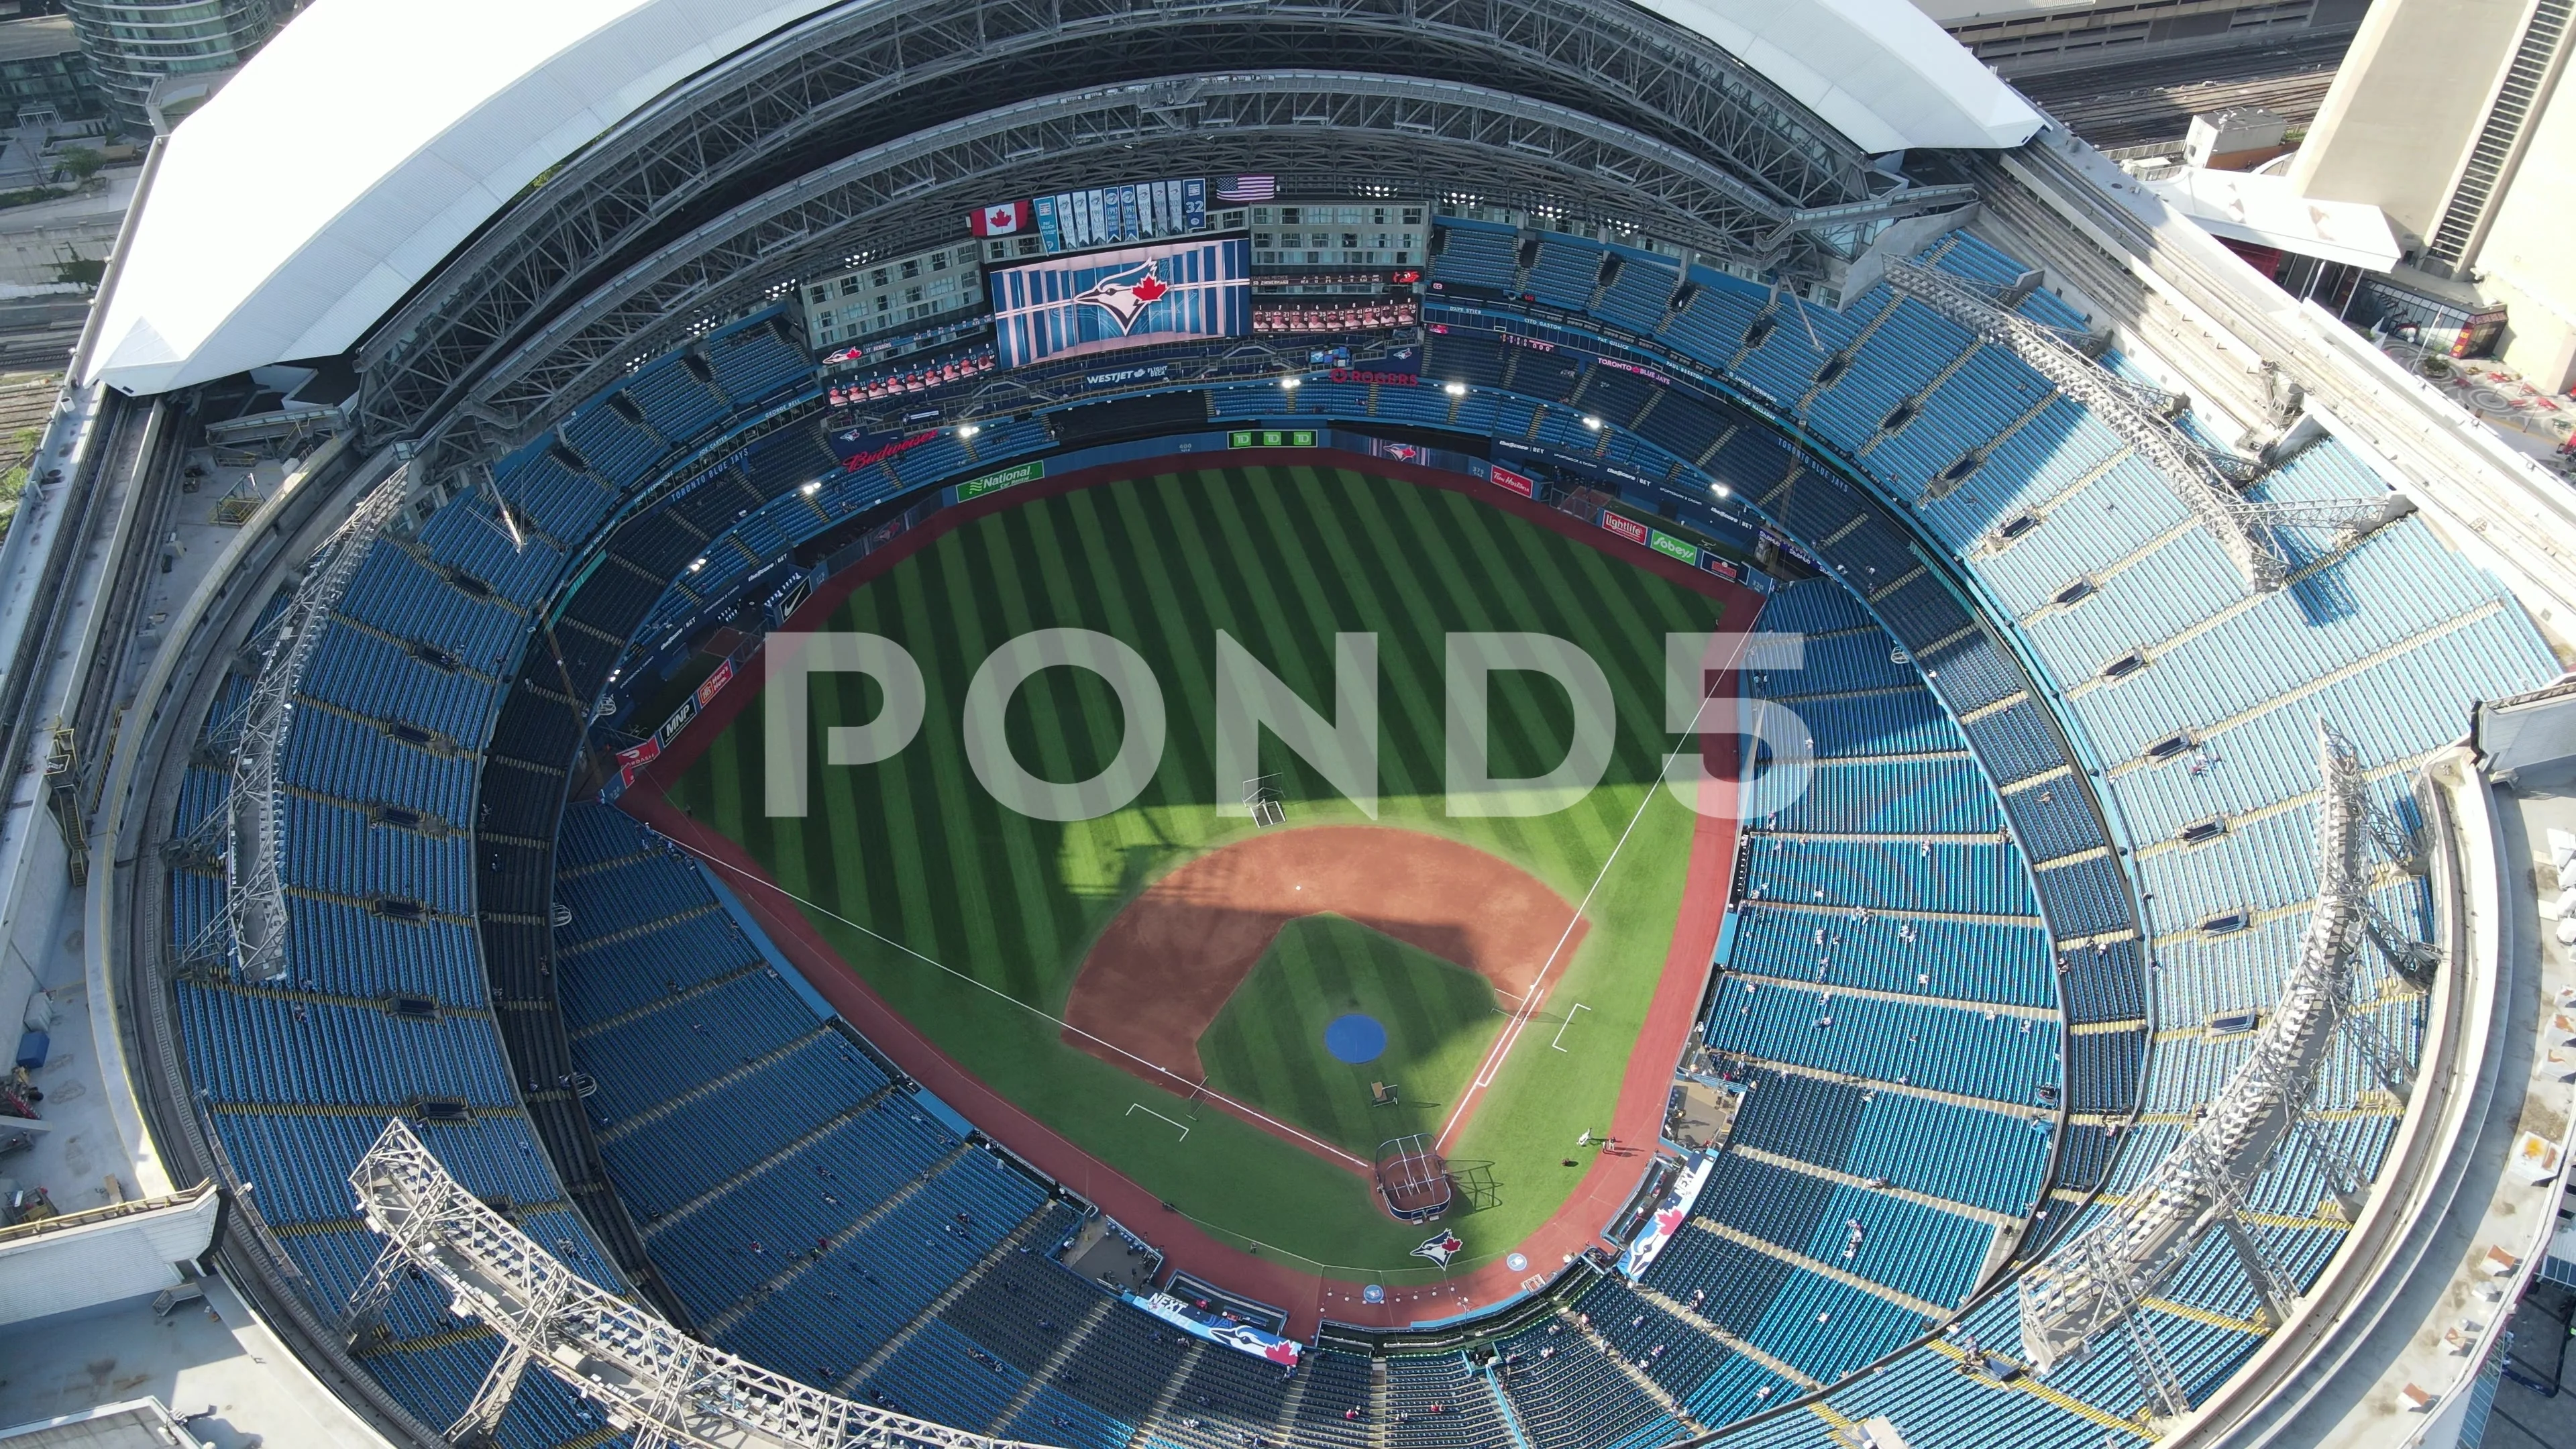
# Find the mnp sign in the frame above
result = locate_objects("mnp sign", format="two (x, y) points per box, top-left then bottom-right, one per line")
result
(990, 237), (1250, 368)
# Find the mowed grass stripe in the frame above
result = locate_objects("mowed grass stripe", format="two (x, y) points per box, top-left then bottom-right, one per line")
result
(1138, 472), (1300, 789)
(1095, 479), (1228, 802)
(674, 466), (1718, 1271)
(1277, 469), (1466, 800)
(1344, 475), (1583, 872)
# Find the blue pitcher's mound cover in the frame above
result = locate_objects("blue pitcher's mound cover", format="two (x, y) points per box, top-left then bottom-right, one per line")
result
(1324, 1013), (1389, 1064)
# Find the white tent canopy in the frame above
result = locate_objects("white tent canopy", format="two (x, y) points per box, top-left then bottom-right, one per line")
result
(83, 0), (2040, 397)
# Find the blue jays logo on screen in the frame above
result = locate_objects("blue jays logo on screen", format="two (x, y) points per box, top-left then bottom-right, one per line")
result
(990, 237), (1251, 368)
(1075, 257), (1173, 334)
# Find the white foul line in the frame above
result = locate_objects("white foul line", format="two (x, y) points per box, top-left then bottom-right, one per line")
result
(1126, 1103), (1190, 1141)
(1549, 1002), (1592, 1052)
(652, 831), (1365, 1169)
(1434, 662), (1734, 1153)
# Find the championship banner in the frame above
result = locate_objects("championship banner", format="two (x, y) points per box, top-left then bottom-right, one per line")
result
(954, 461), (1044, 503)
(1600, 511), (1651, 546)
(1619, 1151), (1714, 1281)
(989, 237), (1250, 367)
(1033, 178), (1207, 254)
(693, 659), (735, 710)
(1488, 463), (1536, 498)
(1128, 1292), (1302, 1367)
(1649, 529), (1700, 565)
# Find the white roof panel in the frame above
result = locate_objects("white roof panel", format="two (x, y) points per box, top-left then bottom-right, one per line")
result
(1630, 0), (2041, 152)
(85, 0), (2039, 395)
(87, 0), (839, 394)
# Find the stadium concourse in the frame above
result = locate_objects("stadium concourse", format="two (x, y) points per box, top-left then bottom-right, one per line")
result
(1, 3), (2573, 1449)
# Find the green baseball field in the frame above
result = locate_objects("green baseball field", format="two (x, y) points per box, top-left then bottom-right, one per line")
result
(662, 463), (1728, 1277)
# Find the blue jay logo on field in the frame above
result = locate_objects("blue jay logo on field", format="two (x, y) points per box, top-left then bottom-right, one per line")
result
(1075, 258), (1173, 333)
(1411, 1230), (1464, 1267)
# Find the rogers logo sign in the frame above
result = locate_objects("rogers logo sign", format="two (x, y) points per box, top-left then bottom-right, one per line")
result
(1328, 368), (1417, 386)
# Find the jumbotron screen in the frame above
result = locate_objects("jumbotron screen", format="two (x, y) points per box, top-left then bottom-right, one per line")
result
(988, 236), (1250, 367)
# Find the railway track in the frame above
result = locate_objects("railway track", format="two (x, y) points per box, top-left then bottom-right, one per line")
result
(2015, 33), (2356, 149)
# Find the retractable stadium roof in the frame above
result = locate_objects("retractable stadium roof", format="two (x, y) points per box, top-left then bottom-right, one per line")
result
(80, 0), (2038, 398)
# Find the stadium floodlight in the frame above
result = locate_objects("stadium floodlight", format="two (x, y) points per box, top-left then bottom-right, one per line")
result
(1280, 376), (1301, 390)
(2017, 720), (2387, 1392)
(347, 1120), (1042, 1449)
(688, 557), (706, 573)
(1582, 415), (1603, 430)
(1444, 381), (1468, 396)
(800, 479), (822, 496)
(957, 423), (981, 439)
(1712, 484), (1732, 498)
(1880, 258), (2284, 594)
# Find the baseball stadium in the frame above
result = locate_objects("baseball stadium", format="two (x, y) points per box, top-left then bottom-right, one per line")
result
(4, 3), (2576, 1449)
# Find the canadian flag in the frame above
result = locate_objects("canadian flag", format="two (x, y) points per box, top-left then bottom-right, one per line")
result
(970, 200), (1030, 236)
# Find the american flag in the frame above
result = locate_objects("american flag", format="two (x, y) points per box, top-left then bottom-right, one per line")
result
(1215, 174), (1277, 202)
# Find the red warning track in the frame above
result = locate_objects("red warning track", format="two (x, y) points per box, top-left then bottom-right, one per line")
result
(619, 447), (1750, 1334)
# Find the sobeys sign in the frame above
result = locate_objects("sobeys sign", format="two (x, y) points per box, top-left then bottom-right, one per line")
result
(1649, 529), (1699, 564)
(956, 461), (1045, 501)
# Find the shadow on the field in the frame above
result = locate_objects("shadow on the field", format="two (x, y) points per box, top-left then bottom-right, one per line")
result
(1447, 1160), (1502, 1212)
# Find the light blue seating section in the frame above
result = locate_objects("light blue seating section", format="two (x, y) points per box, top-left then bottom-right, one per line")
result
(1727, 912), (2053, 1010)
(278, 895), (486, 1004)
(299, 623), (494, 742)
(176, 987), (518, 1106)
(1386, 1354), (1513, 1449)
(209, 1111), (563, 1222)
(706, 315), (814, 405)
(337, 543), (527, 672)
(416, 494), (566, 606)
(1429, 218), (1519, 292)
(1768, 686), (1962, 759)
(1762, 755), (2000, 836)
(1525, 238), (1605, 311)
(280, 794), (472, 912)
(1741, 835), (2035, 918)
(551, 802), (1065, 1392)
(1721, 1067), (2049, 1218)
(1492, 1313), (1673, 1449)
(276, 708), (476, 821)
(626, 358), (731, 443)
(1595, 248), (1682, 333)
(356, 1334), (630, 1449)
(1706, 980), (2055, 1104)
(168, 307), (843, 1432)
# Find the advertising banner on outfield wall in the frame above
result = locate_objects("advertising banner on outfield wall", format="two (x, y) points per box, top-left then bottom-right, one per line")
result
(1128, 1291), (1303, 1367)
(952, 461), (1045, 504)
(989, 238), (1250, 368)
(614, 736), (659, 786)
(1619, 1151), (1714, 1280)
